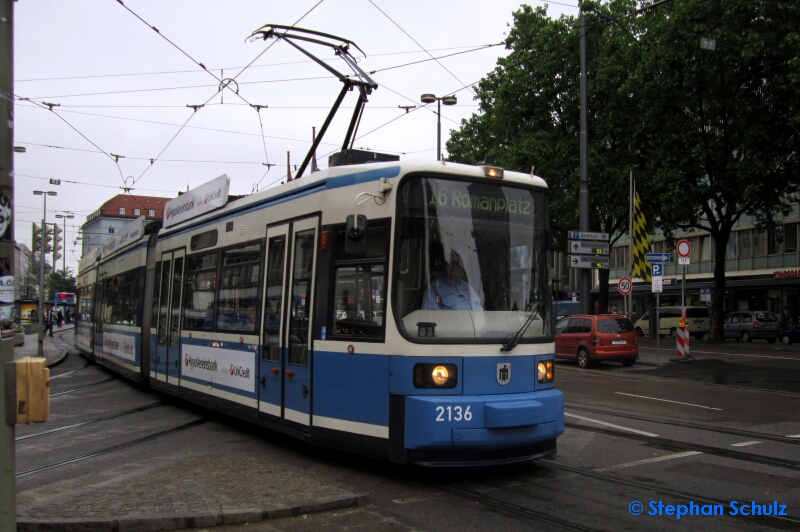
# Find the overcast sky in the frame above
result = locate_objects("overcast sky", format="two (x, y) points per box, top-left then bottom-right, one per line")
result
(13, 0), (575, 273)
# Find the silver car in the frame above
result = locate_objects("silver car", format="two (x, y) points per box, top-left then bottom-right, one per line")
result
(722, 311), (779, 343)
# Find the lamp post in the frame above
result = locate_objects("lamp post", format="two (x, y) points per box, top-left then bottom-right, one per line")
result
(55, 213), (74, 272)
(420, 93), (457, 161)
(33, 190), (56, 356)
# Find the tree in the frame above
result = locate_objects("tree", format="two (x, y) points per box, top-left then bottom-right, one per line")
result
(46, 268), (77, 302)
(628, 0), (800, 339)
(447, 1), (642, 310)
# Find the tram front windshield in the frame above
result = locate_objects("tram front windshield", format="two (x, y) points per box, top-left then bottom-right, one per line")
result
(396, 175), (551, 342)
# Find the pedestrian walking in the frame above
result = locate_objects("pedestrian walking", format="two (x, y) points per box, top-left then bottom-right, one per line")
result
(43, 307), (55, 337)
(57, 309), (64, 328)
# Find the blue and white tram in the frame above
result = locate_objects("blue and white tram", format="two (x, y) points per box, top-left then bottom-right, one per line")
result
(75, 158), (564, 465)
(75, 249), (99, 355)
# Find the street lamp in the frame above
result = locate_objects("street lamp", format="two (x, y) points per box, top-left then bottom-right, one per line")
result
(420, 93), (457, 161)
(55, 213), (74, 273)
(33, 190), (56, 356)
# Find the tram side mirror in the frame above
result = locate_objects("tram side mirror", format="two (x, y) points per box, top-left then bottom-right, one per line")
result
(345, 215), (367, 255)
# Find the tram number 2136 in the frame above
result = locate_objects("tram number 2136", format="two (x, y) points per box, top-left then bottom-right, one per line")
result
(435, 405), (473, 422)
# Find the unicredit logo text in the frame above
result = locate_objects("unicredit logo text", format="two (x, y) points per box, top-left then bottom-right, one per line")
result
(230, 365), (251, 379)
(185, 354), (217, 371)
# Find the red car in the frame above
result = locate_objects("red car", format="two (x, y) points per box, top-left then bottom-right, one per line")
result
(554, 314), (638, 368)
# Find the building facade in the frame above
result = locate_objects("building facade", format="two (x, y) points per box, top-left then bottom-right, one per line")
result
(605, 203), (800, 326)
(81, 194), (171, 257)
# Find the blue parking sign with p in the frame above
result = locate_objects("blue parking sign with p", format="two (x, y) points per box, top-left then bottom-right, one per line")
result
(652, 264), (663, 277)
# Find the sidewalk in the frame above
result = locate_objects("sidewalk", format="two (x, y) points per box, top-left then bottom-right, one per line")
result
(14, 323), (74, 367)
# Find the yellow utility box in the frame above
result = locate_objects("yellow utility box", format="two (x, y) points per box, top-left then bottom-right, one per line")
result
(4, 357), (50, 424)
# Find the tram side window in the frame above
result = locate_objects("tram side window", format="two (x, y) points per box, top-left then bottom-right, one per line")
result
(102, 270), (139, 326)
(216, 244), (261, 332)
(331, 225), (388, 340)
(151, 262), (161, 329)
(78, 285), (93, 322)
(183, 252), (218, 330)
(157, 260), (171, 345)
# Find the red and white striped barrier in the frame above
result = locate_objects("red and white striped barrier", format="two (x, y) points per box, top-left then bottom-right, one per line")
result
(672, 326), (692, 363)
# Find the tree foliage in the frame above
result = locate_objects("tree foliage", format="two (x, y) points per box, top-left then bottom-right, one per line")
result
(447, 0), (799, 332)
(46, 268), (77, 302)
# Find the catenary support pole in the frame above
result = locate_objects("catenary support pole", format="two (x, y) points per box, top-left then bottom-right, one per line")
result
(0, 1), (17, 529)
(579, 1), (591, 315)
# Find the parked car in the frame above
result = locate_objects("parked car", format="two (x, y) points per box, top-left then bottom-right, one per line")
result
(633, 306), (710, 339)
(555, 314), (638, 368)
(778, 324), (800, 345)
(722, 311), (779, 343)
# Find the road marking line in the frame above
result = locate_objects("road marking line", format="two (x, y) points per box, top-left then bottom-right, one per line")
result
(565, 412), (659, 437)
(731, 441), (761, 447)
(615, 392), (723, 411)
(787, 434), (800, 439)
(594, 451), (702, 472)
(638, 348), (797, 361)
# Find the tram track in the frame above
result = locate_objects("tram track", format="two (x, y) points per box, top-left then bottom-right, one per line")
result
(15, 402), (164, 441)
(429, 480), (603, 532)
(50, 377), (117, 397)
(566, 403), (800, 446)
(565, 422), (800, 472)
(16, 417), (209, 478)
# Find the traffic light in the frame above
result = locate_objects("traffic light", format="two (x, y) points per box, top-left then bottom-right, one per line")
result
(53, 223), (63, 263)
(43, 224), (53, 253)
(32, 223), (42, 252)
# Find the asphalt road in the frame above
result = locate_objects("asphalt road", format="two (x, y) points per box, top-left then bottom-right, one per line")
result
(15, 335), (800, 532)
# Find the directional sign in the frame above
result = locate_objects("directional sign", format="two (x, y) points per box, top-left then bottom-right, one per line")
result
(569, 231), (609, 241)
(646, 253), (671, 263)
(569, 254), (609, 269)
(651, 264), (663, 277)
(618, 277), (632, 296)
(676, 239), (691, 258)
(569, 240), (609, 255)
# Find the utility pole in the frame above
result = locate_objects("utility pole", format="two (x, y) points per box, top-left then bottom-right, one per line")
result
(0, 1), (16, 528)
(578, 0), (591, 314)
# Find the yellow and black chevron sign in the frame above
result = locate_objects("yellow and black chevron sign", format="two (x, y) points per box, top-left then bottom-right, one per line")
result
(632, 191), (651, 282)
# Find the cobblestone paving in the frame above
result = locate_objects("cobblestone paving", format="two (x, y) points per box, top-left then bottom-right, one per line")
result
(18, 453), (357, 520)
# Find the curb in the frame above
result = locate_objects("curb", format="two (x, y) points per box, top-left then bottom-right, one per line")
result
(46, 350), (69, 368)
(17, 493), (370, 532)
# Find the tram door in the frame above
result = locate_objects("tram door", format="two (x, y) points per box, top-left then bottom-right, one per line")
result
(155, 249), (185, 384)
(259, 218), (318, 428)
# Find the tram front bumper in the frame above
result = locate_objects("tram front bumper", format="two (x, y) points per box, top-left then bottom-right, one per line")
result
(403, 389), (564, 451)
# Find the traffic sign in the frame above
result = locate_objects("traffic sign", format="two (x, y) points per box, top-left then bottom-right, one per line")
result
(679, 257), (690, 265)
(569, 240), (609, 255)
(568, 254), (609, 269)
(569, 231), (609, 241)
(652, 264), (663, 277)
(646, 253), (671, 263)
(652, 277), (663, 293)
(676, 239), (691, 258)
(618, 277), (632, 296)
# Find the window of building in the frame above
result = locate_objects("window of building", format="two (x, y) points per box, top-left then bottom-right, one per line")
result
(700, 236), (712, 262)
(785, 224), (798, 253)
(726, 232), (738, 259)
(183, 252), (218, 330)
(148, 209), (155, 217)
(134, 208), (140, 216)
(216, 244), (261, 332)
(119, 207), (126, 215)
(753, 230), (766, 257)
(768, 228), (782, 255)
(740, 230), (752, 258)
(108, 228), (115, 234)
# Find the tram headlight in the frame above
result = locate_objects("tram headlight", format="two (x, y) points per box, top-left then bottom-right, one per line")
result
(537, 361), (554, 383)
(413, 363), (458, 389)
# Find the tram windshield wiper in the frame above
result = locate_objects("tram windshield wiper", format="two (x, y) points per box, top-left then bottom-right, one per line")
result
(501, 307), (540, 352)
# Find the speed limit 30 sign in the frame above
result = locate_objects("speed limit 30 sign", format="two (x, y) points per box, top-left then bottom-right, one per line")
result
(618, 277), (633, 296)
